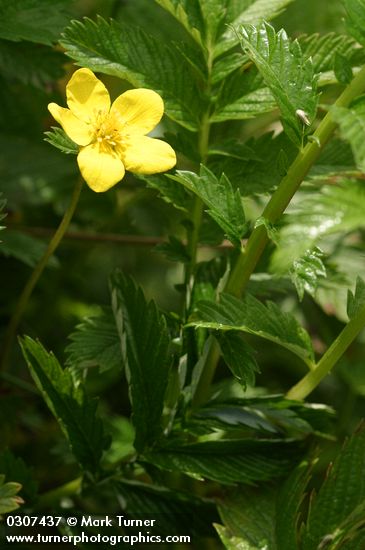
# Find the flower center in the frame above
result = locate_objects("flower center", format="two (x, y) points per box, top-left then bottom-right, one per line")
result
(92, 110), (123, 152)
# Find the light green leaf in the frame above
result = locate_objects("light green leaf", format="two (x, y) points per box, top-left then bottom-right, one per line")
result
(190, 293), (314, 366)
(0, 0), (73, 45)
(144, 438), (301, 485)
(20, 337), (110, 474)
(271, 181), (365, 272)
(44, 127), (78, 155)
(0, 475), (24, 515)
(334, 53), (353, 85)
(0, 230), (59, 268)
(170, 165), (247, 247)
(291, 247), (327, 301)
(347, 277), (365, 319)
(237, 22), (318, 146)
(61, 17), (202, 131)
(65, 307), (123, 373)
(303, 425), (365, 550)
(215, 0), (295, 57)
(110, 271), (171, 453)
(215, 524), (252, 550)
(332, 97), (365, 172)
(211, 52), (245, 84)
(218, 332), (260, 388)
(345, 0), (365, 47)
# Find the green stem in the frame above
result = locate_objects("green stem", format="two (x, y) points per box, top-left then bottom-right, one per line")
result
(192, 64), (365, 406)
(227, 64), (365, 297)
(0, 178), (83, 371)
(286, 303), (365, 400)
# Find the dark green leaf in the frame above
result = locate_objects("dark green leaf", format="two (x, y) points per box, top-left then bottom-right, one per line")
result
(65, 307), (123, 373)
(155, 236), (190, 263)
(218, 332), (260, 388)
(110, 271), (171, 452)
(218, 488), (277, 550)
(138, 173), (191, 212)
(0, 40), (65, 88)
(334, 53), (353, 85)
(154, 0), (204, 46)
(115, 478), (218, 537)
(215, 524), (249, 550)
(347, 277), (365, 319)
(61, 17), (203, 131)
(0, 450), (38, 504)
(144, 438), (302, 485)
(0, 194), (6, 232)
(275, 461), (311, 549)
(190, 293), (314, 366)
(20, 337), (110, 474)
(170, 166), (247, 247)
(0, 230), (59, 268)
(0, 0), (73, 45)
(44, 127), (78, 155)
(302, 424), (365, 549)
(237, 22), (318, 146)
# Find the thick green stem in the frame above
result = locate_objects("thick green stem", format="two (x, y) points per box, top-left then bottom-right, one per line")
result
(0, 178), (83, 371)
(192, 64), (365, 406)
(287, 303), (365, 400)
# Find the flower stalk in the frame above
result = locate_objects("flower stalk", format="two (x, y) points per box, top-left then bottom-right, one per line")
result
(0, 177), (83, 371)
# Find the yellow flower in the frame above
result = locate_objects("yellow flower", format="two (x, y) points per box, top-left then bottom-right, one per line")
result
(48, 68), (176, 192)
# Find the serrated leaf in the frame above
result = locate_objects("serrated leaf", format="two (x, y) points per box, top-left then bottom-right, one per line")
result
(154, 0), (204, 46)
(275, 461), (311, 549)
(212, 66), (276, 123)
(211, 52), (246, 84)
(347, 277), (365, 319)
(334, 53), (353, 85)
(170, 165), (246, 247)
(65, 307), (123, 373)
(218, 332), (260, 389)
(215, 0), (295, 57)
(20, 337), (110, 474)
(137, 173), (191, 212)
(190, 293), (314, 366)
(0, 40), (66, 88)
(110, 271), (171, 452)
(155, 236), (190, 263)
(0, 0), (73, 45)
(332, 97), (365, 172)
(345, 0), (365, 48)
(0, 230), (59, 268)
(218, 488), (277, 550)
(215, 524), (251, 550)
(144, 438), (302, 485)
(0, 450), (38, 504)
(237, 22), (318, 146)
(271, 181), (365, 272)
(303, 425), (365, 550)
(61, 17), (202, 131)
(291, 247), (327, 300)
(115, 478), (218, 537)
(44, 127), (78, 155)
(0, 475), (24, 515)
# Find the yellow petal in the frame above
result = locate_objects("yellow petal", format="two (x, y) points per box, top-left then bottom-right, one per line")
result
(110, 89), (164, 135)
(48, 103), (92, 146)
(66, 68), (110, 123)
(122, 135), (176, 174)
(77, 143), (125, 192)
